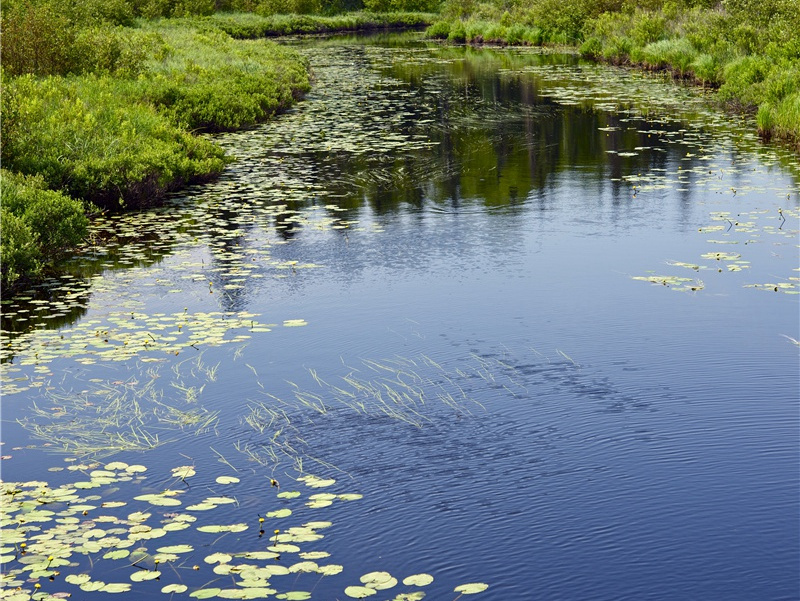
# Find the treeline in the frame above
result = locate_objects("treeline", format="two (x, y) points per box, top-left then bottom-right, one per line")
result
(427, 0), (800, 144)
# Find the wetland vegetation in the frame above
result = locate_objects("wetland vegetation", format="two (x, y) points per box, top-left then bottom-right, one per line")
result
(1, 4), (798, 600)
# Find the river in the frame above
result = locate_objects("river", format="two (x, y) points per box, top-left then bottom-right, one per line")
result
(1, 32), (798, 601)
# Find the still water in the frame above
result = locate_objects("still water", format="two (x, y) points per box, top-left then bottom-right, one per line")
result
(2, 32), (799, 601)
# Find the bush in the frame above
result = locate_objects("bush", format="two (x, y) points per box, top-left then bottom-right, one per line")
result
(427, 19), (451, 38)
(0, 170), (90, 287)
(1, 2), (148, 77)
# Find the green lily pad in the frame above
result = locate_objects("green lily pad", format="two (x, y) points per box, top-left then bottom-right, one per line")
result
(453, 583), (489, 594)
(197, 523), (247, 533)
(130, 570), (161, 581)
(345, 586), (377, 598)
(190, 588), (222, 599)
(101, 582), (133, 593)
(403, 574), (433, 587)
(163, 584), (189, 593)
(216, 476), (240, 485)
(172, 466), (196, 479)
(156, 544), (194, 554)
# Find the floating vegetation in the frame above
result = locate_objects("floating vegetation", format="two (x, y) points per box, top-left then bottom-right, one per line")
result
(0, 464), (488, 600)
(236, 352), (533, 471)
(631, 274), (704, 291)
(15, 355), (221, 456)
(633, 205), (798, 293)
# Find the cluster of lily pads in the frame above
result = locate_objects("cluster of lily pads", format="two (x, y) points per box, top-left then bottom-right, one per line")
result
(633, 205), (798, 293)
(1, 462), (488, 600)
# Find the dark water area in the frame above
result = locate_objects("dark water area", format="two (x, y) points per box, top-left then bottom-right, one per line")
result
(1, 32), (798, 601)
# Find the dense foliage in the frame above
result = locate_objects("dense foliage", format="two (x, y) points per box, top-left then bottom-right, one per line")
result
(0, 171), (90, 287)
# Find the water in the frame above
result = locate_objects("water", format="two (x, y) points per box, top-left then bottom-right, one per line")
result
(1, 32), (798, 601)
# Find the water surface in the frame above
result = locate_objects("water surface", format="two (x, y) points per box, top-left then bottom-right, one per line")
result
(2, 32), (798, 601)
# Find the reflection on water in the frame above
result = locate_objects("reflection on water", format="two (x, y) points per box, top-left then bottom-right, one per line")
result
(1, 32), (798, 601)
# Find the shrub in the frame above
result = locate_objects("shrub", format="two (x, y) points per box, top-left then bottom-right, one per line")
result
(1, 208), (40, 287)
(447, 20), (466, 42)
(427, 20), (451, 38)
(691, 53), (719, 85)
(0, 170), (90, 287)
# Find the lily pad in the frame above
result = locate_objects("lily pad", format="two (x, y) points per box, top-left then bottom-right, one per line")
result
(403, 574), (433, 586)
(453, 583), (489, 594)
(345, 585), (377, 598)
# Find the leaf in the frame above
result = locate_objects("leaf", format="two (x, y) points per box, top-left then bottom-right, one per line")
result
(216, 476), (240, 485)
(190, 588), (222, 599)
(454, 583), (489, 594)
(163, 584), (189, 593)
(156, 544), (194, 554)
(65, 574), (92, 585)
(172, 466), (196, 479)
(103, 550), (130, 560)
(101, 583), (132, 593)
(277, 491), (301, 499)
(402, 574), (433, 587)
(277, 593), (312, 600)
(344, 586), (377, 598)
(197, 523), (248, 533)
(266, 508), (291, 518)
(360, 572), (391, 585)
(134, 493), (182, 506)
(204, 552), (232, 564)
(130, 570), (161, 581)
(318, 564), (344, 576)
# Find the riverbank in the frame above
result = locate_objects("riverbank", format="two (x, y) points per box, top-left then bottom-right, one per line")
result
(425, 0), (800, 148)
(0, 8), (434, 291)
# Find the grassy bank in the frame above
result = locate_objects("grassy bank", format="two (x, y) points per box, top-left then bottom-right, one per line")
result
(425, 0), (800, 146)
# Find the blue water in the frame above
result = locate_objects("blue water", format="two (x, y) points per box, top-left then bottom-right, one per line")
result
(1, 33), (798, 601)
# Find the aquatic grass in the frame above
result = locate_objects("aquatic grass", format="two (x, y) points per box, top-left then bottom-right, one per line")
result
(16, 356), (221, 457)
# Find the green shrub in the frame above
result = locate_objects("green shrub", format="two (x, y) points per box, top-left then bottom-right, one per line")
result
(0, 170), (90, 287)
(426, 19), (451, 38)
(718, 55), (771, 107)
(629, 10), (667, 46)
(1, 2), (148, 77)
(447, 20), (466, 42)
(691, 53), (719, 85)
(0, 208), (40, 287)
